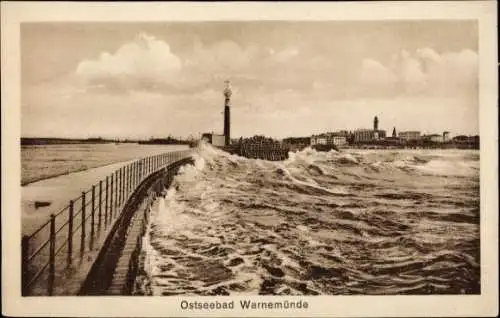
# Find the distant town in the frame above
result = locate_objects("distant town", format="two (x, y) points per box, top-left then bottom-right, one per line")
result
(22, 114), (480, 151)
(22, 81), (479, 152)
(282, 115), (480, 150)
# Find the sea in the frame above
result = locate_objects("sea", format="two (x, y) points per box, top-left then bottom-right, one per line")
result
(21, 143), (187, 185)
(140, 144), (480, 295)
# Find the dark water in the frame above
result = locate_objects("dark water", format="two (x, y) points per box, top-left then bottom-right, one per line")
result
(139, 145), (480, 295)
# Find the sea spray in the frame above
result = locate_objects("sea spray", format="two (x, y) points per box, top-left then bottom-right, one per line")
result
(138, 145), (480, 295)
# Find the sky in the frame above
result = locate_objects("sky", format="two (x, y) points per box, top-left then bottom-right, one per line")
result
(21, 21), (479, 139)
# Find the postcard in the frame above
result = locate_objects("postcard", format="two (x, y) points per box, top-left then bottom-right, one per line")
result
(1, 1), (498, 317)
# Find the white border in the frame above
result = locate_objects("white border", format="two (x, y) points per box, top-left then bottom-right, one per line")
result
(2, 1), (498, 317)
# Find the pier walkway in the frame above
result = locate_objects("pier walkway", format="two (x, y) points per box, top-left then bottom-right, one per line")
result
(23, 160), (135, 236)
(21, 148), (196, 296)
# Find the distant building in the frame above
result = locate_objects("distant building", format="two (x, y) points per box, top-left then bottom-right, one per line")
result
(353, 130), (372, 142)
(453, 135), (479, 143)
(392, 127), (397, 138)
(384, 136), (401, 145)
(399, 131), (421, 141)
(352, 116), (387, 143)
(353, 129), (386, 142)
(311, 132), (347, 146)
(423, 134), (443, 143)
(335, 130), (350, 137)
(374, 130), (386, 140)
(201, 133), (226, 147)
(212, 134), (226, 147)
(332, 135), (347, 146)
(443, 131), (450, 142)
(311, 134), (328, 145)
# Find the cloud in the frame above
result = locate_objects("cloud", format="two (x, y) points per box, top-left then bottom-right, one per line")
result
(75, 33), (182, 93)
(360, 58), (397, 91)
(188, 40), (256, 71)
(357, 48), (478, 98)
(73, 33), (306, 95)
(269, 47), (299, 63)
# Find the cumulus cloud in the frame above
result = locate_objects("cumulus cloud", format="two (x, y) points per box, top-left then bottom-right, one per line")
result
(74, 33), (306, 95)
(75, 33), (182, 93)
(188, 40), (256, 71)
(360, 58), (397, 90)
(358, 48), (478, 98)
(269, 47), (299, 63)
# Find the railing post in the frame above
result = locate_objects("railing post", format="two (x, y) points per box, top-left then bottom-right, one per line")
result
(128, 164), (131, 196)
(126, 164), (129, 198)
(114, 170), (118, 217)
(90, 185), (95, 250)
(105, 176), (109, 228)
(130, 163), (133, 193)
(21, 235), (30, 296)
(134, 161), (137, 188)
(141, 159), (144, 178)
(139, 160), (142, 181)
(116, 169), (120, 208)
(80, 192), (86, 257)
(116, 170), (119, 210)
(110, 173), (114, 221)
(114, 171), (117, 211)
(67, 200), (74, 267)
(138, 160), (141, 183)
(121, 167), (124, 204)
(118, 168), (121, 207)
(133, 162), (136, 188)
(122, 166), (127, 203)
(48, 214), (56, 296)
(119, 167), (123, 207)
(98, 180), (102, 232)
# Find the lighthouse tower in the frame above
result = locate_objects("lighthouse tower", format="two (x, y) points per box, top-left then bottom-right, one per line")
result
(223, 80), (232, 146)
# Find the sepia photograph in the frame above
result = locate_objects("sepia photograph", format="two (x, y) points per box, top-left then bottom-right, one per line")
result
(2, 1), (498, 317)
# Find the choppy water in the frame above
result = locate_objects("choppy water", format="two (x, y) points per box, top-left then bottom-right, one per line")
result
(140, 144), (480, 295)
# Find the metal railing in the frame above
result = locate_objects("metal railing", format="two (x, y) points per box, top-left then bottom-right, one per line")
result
(21, 149), (194, 296)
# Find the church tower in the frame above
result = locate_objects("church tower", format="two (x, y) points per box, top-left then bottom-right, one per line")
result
(223, 81), (231, 146)
(392, 127), (397, 137)
(374, 116), (379, 131)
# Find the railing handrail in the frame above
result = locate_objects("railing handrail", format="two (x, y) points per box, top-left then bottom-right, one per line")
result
(26, 149), (190, 239)
(22, 148), (195, 295)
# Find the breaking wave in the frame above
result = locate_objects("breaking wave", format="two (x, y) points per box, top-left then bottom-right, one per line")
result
(138, 144), (480, 295)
